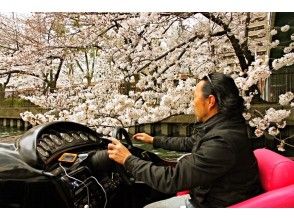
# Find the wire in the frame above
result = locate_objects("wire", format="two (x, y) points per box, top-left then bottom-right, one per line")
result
(85, 176), (108, 208)
(76, 153), (107, 207)
(59, 162), (108, 208)
(59, 162), (90, 207)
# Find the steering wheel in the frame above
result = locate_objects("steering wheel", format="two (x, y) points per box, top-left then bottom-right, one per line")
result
(111, 127), (134, 149)
(112, 127), (135, 185)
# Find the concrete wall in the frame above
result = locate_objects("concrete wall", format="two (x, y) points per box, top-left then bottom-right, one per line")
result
(0, 107), (45, 130)
(0, 104), (293, 139)
(0, 118), (31, 130)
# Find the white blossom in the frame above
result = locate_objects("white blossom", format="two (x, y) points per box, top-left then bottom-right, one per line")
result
(254, 129), (264, 137)
(284, 47), (292, 54)
(270, 29), (277, 35)
(268, 126), (280, 136)
(277, 121), (286, 129)
(277, 141), (286, 152)
(281, 25), (290, 32)
(249, 117), (262, 127)
(264, 108), (291, 123)
(242, 112), (251, 120)
(279, 92), (294, 106)
(223, 66), (232, 75)
(271, 40), (280, 48)
(272, 53), (294, 70)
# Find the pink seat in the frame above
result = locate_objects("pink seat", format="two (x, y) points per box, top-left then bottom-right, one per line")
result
(230, 148), (294, 208)
(176, 190), (190, 196)
(177, 148), (294, 207)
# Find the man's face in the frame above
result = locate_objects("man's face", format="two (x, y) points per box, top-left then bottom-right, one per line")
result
(193, 80), (210, 122)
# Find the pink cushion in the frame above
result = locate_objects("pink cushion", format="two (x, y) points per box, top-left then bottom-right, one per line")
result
(229, 184), (294, 208)
(254, 149), (294, 191)
(176, 190), (190, 196)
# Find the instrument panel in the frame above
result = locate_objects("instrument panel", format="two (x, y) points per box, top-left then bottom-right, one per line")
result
(36, 130), (102, 162)
(16, 121), (110, 169)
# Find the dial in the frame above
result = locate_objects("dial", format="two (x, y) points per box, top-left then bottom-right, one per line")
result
(79, 132), (89, 141)
(88, 134), (97, 142)
(49, 134), (63, 145)
(37, 146), (49, 158)
(60, 133), (74, 143)
(39, 140), (51, 151)
(43, 137), (55, 149)
(71, 132), (81, 141)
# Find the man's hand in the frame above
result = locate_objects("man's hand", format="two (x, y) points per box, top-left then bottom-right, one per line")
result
(132, 133), (154, 144)
(107, 137), (132, 165)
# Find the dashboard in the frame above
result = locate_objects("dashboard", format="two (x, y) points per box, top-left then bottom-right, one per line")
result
(12, 121), (116, 207)
(16, 121), (110, 170)
(0, 121), (173, 207)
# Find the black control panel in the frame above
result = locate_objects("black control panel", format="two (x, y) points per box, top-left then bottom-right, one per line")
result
(16, 121), (110, 169)
(59, 166), (122, 208)
(36, 130), (104, 167)
(14, 121), (123, 207)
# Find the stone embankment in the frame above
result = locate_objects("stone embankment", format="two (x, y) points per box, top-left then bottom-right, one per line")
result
(0, 135), (21, 143)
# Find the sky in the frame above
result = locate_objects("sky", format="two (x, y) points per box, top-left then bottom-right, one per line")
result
(1, 0), (292, 12)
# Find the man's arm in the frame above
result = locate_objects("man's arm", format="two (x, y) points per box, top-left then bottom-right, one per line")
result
(153, 135), (199, 152)
(133, 132), (199, 152)
(124, 137), (236, 194)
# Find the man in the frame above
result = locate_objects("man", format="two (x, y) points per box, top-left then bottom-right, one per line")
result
(107, 73), (262, 207)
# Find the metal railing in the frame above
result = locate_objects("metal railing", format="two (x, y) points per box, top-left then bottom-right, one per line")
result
(268, 72), (294, 102)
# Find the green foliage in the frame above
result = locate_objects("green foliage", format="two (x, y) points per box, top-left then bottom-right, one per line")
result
(0, 98), (36, 107)
(72, 19), (80, 28)
(89, 48), (97, 58)
(52, 20), (66, 37)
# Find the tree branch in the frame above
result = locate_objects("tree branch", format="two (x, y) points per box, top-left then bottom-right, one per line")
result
(200, 12), (252, 71)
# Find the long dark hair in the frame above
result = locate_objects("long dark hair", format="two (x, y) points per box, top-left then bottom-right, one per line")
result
(201, 73), (245, 118)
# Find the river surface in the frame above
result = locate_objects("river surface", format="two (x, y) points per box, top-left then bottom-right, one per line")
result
(0, 126), (184, 160)
(0, 126), (24, 142)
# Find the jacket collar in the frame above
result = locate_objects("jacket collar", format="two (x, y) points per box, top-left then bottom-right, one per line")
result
(200, 113), (245, 132)
(199, 113), (225, 132)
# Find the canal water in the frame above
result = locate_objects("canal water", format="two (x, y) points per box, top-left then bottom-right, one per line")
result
(132, 141), (184, 161)
(0, 126), (24, 139)
(0, 126), (184, 160)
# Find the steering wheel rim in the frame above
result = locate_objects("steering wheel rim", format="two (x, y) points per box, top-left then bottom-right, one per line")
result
(111, 127), (134, 149)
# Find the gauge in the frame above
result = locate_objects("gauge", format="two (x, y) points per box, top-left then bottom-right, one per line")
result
(79, 132), (89, 141)
(37, 146), (49, 157)
(60, 133), (74, 143)
(88, 134), (97, 142)
(43, 137), (55, 148)
(49, 134), (63, 145)
(71, 132), (81, 140)
(39, 140), (51, 151)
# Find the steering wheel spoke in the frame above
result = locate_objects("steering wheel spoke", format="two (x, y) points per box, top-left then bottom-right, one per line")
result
(112, 127), (135, 185)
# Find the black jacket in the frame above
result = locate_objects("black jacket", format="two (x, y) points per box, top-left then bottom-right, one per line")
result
(124, 113), (262, 207)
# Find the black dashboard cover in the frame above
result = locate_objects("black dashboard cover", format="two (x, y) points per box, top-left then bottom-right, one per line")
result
(15, 121), (104, 168)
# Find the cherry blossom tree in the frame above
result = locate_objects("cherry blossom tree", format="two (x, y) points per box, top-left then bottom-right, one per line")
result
(0, 12), (293, 150)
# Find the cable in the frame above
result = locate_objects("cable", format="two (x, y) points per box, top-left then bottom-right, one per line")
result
(77, 153), (107, 207)
(58, 162), (108, 208)
(85, 176), (108, 208)
(59, 162), (90, 207)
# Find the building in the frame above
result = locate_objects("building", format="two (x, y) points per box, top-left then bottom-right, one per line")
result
(218, 12), (293, 103)
(267, 12), (294, 102)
